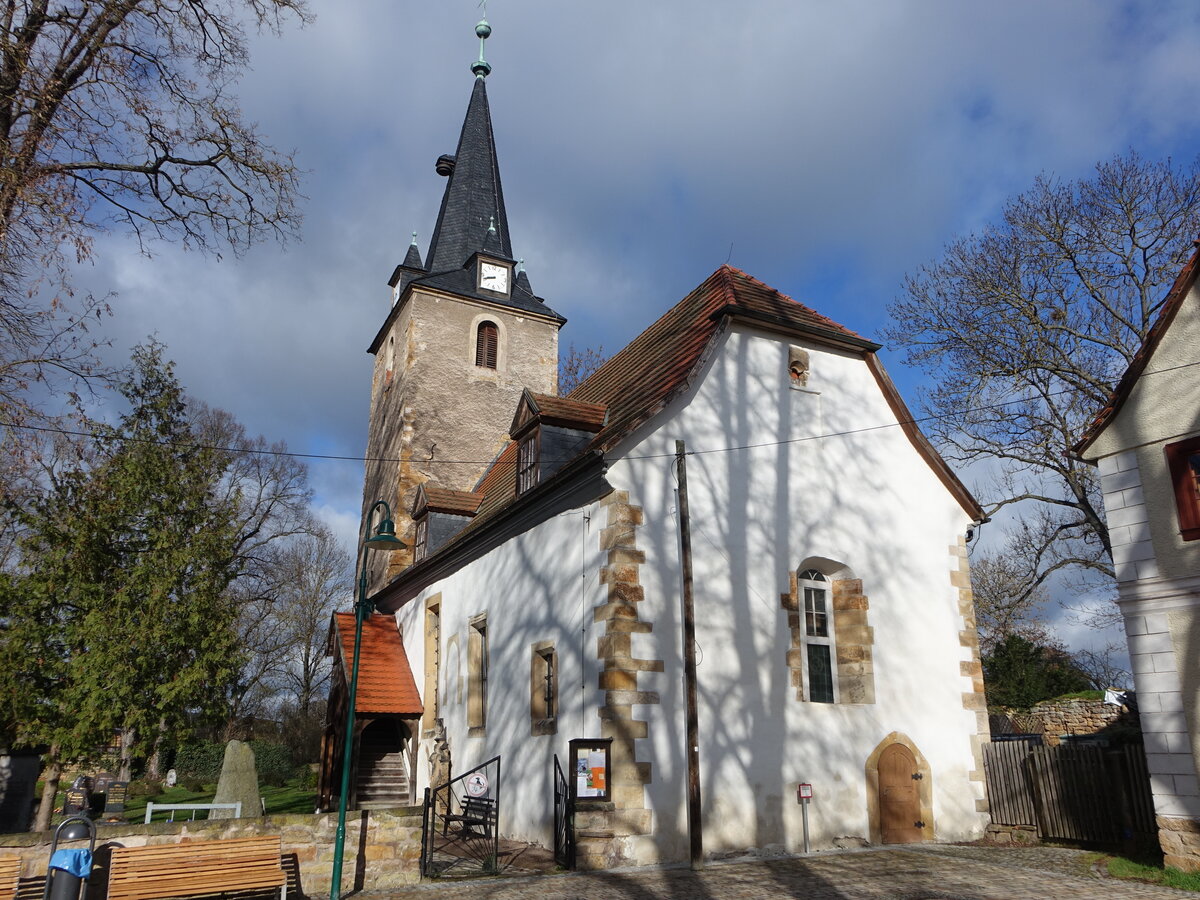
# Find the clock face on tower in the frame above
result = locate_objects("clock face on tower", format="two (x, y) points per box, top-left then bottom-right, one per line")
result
(479, 261), (509, 295)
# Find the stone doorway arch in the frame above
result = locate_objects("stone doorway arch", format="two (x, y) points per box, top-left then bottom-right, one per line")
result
(865, 732), (934, 844)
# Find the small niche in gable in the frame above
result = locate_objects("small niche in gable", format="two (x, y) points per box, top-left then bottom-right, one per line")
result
(788, 346), (811, 389)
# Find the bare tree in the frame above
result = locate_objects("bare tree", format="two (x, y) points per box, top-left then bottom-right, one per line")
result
(0, 0), (308, 453)
(272, 527), (351, 715)
(0, 0), (308, 287)
(888, 152), (1200, 607)
(559, 343), (608, 395)
(1071, 643), (1132, 691)
(220, 526), (349, 740)
(189, 403), (329, 731)
(970, 547), (1053, 656)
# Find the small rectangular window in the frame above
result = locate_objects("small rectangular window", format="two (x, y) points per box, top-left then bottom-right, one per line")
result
(468, 616), (488, 733)
(517, 433), (539, 494)
(475, 322), (498, 368)
(423, 599), (440, 732)
(808, 644), (834, 703)
(530, 642), (557, 735)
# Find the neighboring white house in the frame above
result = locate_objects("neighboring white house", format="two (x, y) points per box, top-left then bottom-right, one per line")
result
(1074, 245), (1200, 873)
(369, 264), (993, 867)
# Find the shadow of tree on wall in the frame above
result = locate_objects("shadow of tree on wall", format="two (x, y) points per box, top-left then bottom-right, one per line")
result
(399, 325), (982, 877)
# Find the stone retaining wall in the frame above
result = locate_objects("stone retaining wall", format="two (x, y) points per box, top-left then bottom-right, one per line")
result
(984, 823), (1038, 845)
(991, 697), (1138, 747)
(0, 806), (423, 898)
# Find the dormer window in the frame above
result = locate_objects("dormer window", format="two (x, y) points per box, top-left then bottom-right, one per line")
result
(509, 390), (607, 496)
(517, 432), (539, 494)
(409, 485), (483, 560)
(475, 321), (498, 369)
(414, 516), (428, 561)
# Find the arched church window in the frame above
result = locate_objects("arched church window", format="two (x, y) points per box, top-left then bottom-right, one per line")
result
(799, 569), (836, 703)
(475, 321), (499, 369)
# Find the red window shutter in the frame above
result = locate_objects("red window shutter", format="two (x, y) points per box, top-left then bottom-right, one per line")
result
(1165, 437), (1200, 541)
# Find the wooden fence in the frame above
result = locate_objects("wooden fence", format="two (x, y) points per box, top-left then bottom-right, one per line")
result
(982, 741), (1156, 844)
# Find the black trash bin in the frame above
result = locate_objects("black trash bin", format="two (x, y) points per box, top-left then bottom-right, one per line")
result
(43, 816), (95, 900)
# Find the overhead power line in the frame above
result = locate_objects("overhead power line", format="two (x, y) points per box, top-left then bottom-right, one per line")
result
(3, 357), (1198, 467)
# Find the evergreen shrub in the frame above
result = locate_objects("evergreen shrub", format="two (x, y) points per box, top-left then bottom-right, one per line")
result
(249, 741), (293, 787)
(174, 741), (225, 783)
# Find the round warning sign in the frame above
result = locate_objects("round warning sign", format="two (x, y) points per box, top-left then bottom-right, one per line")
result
(465, 772), (489, 797)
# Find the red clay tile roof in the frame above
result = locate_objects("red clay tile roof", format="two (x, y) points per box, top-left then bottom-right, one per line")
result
(1073, 244), (1200, 457)
(415, 485), (485, 516)
(569, 264), (876, 451)
(471, 440), (520, 519)
(525, 393), (607, 430)
(373, 264), (983, 611)
(331, 612), (423, 716)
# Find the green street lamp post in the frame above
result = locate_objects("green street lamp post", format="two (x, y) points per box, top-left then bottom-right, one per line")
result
(330, 499), (406, 899)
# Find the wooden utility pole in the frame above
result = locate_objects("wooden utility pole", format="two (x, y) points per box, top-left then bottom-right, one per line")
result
(675, 439), (704, 869)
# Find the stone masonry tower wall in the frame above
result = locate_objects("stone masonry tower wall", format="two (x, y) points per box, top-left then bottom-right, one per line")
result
(362, 287), (559, 591)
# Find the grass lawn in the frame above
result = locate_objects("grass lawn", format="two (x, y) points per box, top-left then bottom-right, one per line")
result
(134, 781), (318, 822)
(1094, 853), (1200, 892)
(41, 779), (317, 825)
(1084, 854), (1200, 897)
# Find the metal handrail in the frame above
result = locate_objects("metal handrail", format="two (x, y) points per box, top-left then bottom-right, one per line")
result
(143, 802), (242, 823)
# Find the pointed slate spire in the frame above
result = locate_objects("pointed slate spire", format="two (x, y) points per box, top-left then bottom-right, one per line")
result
(424, 25), (512, 274)
(515, 258), (535, 298)
(403, 232), (423, 269)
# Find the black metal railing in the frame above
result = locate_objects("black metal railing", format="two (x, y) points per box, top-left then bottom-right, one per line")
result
(420, 756), (501, 878)
(553, 754), (574, 869)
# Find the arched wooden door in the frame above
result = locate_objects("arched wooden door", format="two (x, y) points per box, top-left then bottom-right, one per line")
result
(879, 742), (922, 844)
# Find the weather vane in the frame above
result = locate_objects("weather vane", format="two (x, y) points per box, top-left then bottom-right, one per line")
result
(471, 1), (492, 78)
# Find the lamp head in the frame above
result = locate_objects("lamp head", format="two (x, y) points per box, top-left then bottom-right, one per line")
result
(365, 516), (406, 550)
(362, 518), (405, 554)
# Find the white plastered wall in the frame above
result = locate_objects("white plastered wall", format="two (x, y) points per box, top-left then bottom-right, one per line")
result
(390, 322), (987, 861)
(393, 505), (608, 849)
(602, 324), (986, 860)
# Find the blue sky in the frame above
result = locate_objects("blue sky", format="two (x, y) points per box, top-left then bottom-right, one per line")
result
(70, 1), (1200, 652)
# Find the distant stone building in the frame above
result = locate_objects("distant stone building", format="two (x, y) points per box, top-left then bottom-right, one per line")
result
(1074, 244), (1200, 872)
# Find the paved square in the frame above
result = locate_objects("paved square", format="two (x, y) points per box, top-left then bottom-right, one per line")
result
(365, 845), (1195, 899)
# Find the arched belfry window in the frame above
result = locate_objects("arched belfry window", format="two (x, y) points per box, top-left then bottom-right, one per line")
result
(475, 321), (499, 369)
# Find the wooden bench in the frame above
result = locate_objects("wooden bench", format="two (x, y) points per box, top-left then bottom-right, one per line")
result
(442, 797), (495, 838)
(0, 857), (20, 900)
(107, 836), (286, 900)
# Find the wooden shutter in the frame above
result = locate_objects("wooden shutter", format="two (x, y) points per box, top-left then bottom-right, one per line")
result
(475, 322), (498, 368)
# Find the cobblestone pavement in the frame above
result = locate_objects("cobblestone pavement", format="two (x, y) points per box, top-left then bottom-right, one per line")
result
(365, 845), (1196, 899)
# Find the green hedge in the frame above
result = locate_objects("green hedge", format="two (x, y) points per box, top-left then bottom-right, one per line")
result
(174, 741), (225, 783)
(249, 740), (293, 787)
(174, 740), (294, 787)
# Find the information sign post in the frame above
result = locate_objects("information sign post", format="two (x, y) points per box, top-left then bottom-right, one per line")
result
(797, 783), (813, 854)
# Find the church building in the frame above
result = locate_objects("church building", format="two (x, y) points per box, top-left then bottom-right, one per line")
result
(321, 19), (993, 868)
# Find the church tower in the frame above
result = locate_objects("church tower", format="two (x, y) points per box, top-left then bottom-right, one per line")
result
(362, 18), (563, 584)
